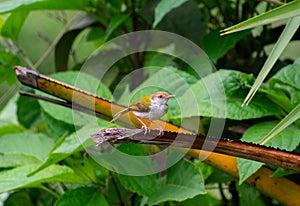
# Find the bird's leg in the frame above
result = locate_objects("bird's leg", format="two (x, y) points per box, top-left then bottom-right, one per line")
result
(136, 116), (150, 134)
(152, 121), (164, 136)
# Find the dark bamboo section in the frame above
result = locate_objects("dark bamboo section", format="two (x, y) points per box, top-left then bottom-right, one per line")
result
(91, 128), (300, 172)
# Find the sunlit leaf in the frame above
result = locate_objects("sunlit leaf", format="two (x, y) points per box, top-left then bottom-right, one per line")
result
(242, 16), (300, 106)
(153, 0), (188, 27)
(0, 132), (54, 161)
(203, 29), (249, 63)
(0, 0), (84, 14)
(118, 158), (205, 205)
(56, 187), (109, 206)
(0, 120), (23, 136)
(148, 158), (205, 205)
(1, 11), (29, 40)
(0, 164), (84, 193)
(28, 121), (110, 176)
(221, 0), (300, 35)
(259, 103), (300, 144)
(104, 14), (129, 42)
(178, 70), (284, 120)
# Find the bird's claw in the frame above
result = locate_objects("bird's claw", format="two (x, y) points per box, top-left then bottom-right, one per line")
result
(141, 125), (150, 135)
(141, 126), (164, 136)
(158, 129), (164, 136)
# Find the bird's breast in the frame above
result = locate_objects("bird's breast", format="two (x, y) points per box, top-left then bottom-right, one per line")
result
(132, 104), (168, 120)
(148, 103), (168, 120)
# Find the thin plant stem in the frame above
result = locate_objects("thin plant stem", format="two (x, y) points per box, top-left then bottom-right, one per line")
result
(0, 84), (19, 106)
(5, 39), (35, 69)
(33, 11), (84, 69)
(261, 0), (285, 6)
(40, 185), (60, 199)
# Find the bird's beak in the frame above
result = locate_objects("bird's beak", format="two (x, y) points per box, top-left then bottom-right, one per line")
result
(167, 94), (176, 99)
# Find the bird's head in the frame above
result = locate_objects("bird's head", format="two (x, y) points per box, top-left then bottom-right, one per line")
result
(151, 92), (175, 105)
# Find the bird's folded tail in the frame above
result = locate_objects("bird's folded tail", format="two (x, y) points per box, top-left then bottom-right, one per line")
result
(110, 108), (130, 122)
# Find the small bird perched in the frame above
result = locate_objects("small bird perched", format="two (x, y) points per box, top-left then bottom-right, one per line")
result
(111, 91), (175, 135)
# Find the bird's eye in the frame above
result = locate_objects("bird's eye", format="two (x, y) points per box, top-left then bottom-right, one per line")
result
(159, 95), (163, 98)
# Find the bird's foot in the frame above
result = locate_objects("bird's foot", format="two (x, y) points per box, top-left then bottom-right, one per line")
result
(141, 125), (151, 135)
(158, 129), (164, 136)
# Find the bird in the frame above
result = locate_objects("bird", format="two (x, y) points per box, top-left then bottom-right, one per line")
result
(110, 91), (175, 135)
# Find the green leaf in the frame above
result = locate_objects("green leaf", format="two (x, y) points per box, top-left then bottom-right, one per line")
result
(118, 158), (205, 205)
(262, 59), (300, 112)
(243, 120), (300, 152)
(0, 132), (55, 162)
(55, 15), (97, 71)
(4, 190), (34, 206)
(117, 144), (157, 196)
(71, 157), (98, 183)
(271, 167), (296, 178)
(42, 109), (75, 140)
(55, 29), (82, 71)
(0, 50), (21, 85)
(55, 187), (109, 206)
(203, 29), (249, 63)
(155, 1), (206, 45)
(48, 128), (68, 154)
(238, 121), (300, 183)
(24, 132), (66, 179)
(17, 88), (41, 128)
(0, 154), (41, 168)
(193, 161), (213, 180)
(0, 92), (18, 122)
(205, 168), (235, 184)
(237, 159), (263, 185)
(236, 183), (265, 206)
(269, 58), (300, 106)
(0, 68), (18, 113)
(242, 16), (300, 106)
(0, 164), (84, 193)
(178, 70), (284, 120)
(106, 173), (130, 205)
(269, 58), (300, 91)
(86, 27), (105, 47)
(221, 0), (300, 35)
(28, 122), (107, 176)
(0, 0), (43, 14)
(118, 66), (197, 101)
(260, 88), (292, 113)
(0, 80), (13, 106)
(0, 0), (85, 14)
(105, 143), (158, 176)
(0, 120), (24, 136)
(153, 0), (188, 27)
(104, 14), (129, 42)
(147, 158), (205, 205)
(118, 173), (157, 197)
(259, 103), (300, 145)
(144, 53), (176, 68)
(1, 11), (29, 40)
(181, 194), (221, 206)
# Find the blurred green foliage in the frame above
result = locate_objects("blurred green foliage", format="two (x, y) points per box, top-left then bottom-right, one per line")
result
(0, 0), (300, 205)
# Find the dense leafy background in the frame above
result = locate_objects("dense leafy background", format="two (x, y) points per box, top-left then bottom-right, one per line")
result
(0, 0), (300, 205)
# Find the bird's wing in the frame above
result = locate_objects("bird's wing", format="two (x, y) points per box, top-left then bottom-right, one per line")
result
(129, 97), (151, 113)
